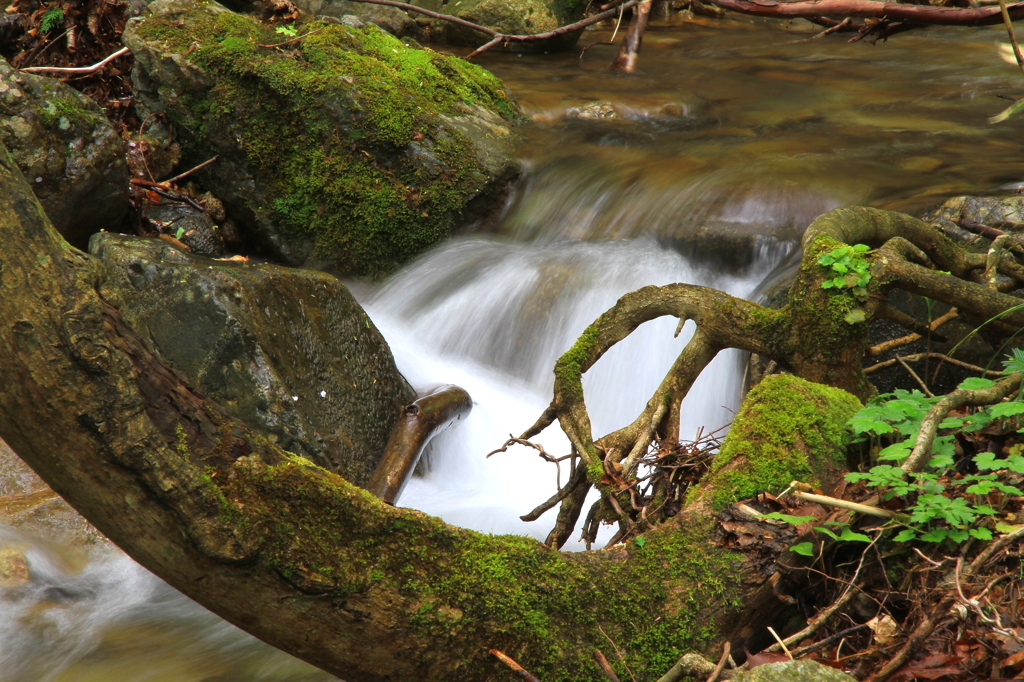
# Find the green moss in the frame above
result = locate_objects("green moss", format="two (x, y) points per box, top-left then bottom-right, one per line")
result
(554, 324), (599, 401)
(220, 455), (742, 680)
(133, 10), (522, 276)
(693, 374), (861, 510)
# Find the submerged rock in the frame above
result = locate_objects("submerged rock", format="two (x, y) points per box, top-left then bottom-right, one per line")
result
(124, 0), (522, 276)
(91, 233), (415, 485)
(0, 59), (129, 249)
(409, 0), (588, 49)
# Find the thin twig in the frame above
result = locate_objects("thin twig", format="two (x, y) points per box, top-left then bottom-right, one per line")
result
(594, 650), (622, 682)
(896, 356), (934, 397)
(767, 627), (793, 660)
(790, 489), (896, 519)
(998, 0), (1024, 79)
(20, 45), (130, 75)
(489, 649), (542, 682)
(789, 624), (869, 657)
(165, 156), (220, 185)
(704, 642), (731, 682)
(866, 308), (958, 357)
(864, 352), (1003, 378)
(812, 16), (852, 37)
(597, 624), (637, 682)
(768, 530), (882, 653)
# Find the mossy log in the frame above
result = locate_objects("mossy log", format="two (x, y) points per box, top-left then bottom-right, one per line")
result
(4, 127), (1024, 678)
(0, 141), (785, 681)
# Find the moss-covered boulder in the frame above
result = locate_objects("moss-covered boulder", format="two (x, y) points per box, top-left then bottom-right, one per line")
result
(91, 232), (415, 485)
(123, 0), (522, 276)
(411, 0), (588, 49)
(0, 59), (129, 249)
(689, 374), (861, 511)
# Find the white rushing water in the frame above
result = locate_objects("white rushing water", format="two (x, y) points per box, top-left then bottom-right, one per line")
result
(361, 235), (787, 549)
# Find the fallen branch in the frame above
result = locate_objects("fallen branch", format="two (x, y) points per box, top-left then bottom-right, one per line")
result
(20, 45), (130, 75)
(708, 0), (1024, 25)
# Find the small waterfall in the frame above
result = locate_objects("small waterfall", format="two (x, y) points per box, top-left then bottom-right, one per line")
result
(363, 236), (790, 549)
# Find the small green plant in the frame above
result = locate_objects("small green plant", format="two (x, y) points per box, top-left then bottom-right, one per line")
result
(818, 243), (872, 323)
(275, 23), (297, 37)
(40, 7), (64, 33)
(818, 243), (871, 292)
(845, 375), (1024, 544)
(766, 365), (1024, 552)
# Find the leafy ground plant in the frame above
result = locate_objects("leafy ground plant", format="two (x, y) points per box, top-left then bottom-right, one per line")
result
(830, 368), (1023, 545)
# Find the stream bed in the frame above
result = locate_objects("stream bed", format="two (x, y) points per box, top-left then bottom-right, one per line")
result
(2, 15), (1023, 681)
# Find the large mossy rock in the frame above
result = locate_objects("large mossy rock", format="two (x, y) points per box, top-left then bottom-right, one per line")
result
(123, 0), (522, 276)
(410, 0), (588, 49)
(689, 374), (861, 512)
(91, 233), (415, 485)
(0, 59), (129, 249)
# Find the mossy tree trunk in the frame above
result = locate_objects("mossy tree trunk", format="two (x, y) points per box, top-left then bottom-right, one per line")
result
(3, 128), (1022, 680)
(0, 143), (772, 681)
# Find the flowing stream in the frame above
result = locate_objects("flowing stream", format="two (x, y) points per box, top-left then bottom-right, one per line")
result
(2, 15), (1023, 681)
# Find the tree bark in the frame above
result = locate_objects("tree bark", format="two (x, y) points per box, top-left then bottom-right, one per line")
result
(0, 143), (763, 681)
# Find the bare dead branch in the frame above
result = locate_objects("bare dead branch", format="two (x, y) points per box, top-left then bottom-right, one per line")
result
(866, 307), (958, 357)
(20, 45), (130, 74)
(709, 0), (1024, 26)
(864, 352), (1003, 378)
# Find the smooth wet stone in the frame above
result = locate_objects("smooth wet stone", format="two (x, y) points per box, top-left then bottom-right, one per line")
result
(924, 195), (1024, 244)
(732, 660), (857, 682)
(0, 59), (129, 249)
(91, 233), (415, 485)
(148, 203), (226, 257)
(124, 0), (522, 275)
(0, 547), (28, 586)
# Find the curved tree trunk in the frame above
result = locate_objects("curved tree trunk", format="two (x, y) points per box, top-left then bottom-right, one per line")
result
(0, 144), (768, 681)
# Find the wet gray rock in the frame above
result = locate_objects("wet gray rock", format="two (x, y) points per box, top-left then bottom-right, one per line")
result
(923, 194), (1024, 243)
(409, 0), (588, 49)
(123, 0), (522, 276)
(148, 202), (226, 257)
(732, 660), (856, 682)
(91, 233), (415, 486)
(0, 59), (129, 249)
